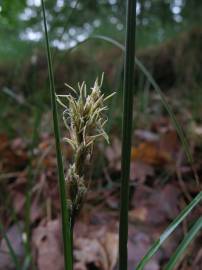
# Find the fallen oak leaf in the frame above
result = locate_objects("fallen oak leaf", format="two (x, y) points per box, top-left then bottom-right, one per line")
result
(131, 142), (172, 166)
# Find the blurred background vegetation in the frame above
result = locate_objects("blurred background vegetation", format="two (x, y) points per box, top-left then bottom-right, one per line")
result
(1, 2), (202, 268)
(0, 0), (202, 137)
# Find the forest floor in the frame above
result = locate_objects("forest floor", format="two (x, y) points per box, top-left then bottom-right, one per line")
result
(0, 89), (202, 270)
(1, 27), (202, 270)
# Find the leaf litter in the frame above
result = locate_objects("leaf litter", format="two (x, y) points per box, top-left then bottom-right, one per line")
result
(0, 114), (202, 270)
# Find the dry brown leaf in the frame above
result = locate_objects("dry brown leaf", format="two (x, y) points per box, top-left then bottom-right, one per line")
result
(74, 231), (118, 270)
(100, 232), (118, 270)
(32, 219), (63, 270)
(0, 134), (27, 171)
(131, 142), (172, 165)
(159, 130), (179, 158)
(30, 197), (43, 224)
(74, 238), (108, 270)
(129, 206), (148, 223)
(131, 184), (180, 225)
(0, 223), (24, 270)
(132, 129), (180, 166)
(130, 161), (154, 183)
(105, 137), (121, 170)
(151, 117), (171, 133)
(11, 191), (25, 215)
(135, 129), (159, 142)
(128, 230), (160, 270)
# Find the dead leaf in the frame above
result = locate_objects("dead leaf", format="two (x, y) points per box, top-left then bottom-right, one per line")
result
(132, 129), (180, 167)
(131, 184), (180, 225)
(74, 238), (108, 270)
(129, 206), (148, 222)
(0, 223), (24, 270)
(74, 231), (118, 270)
(32, 219), (63, 270)
(131, 142), (172, 165)
(128, 230), (160, 270)
(0, 134), (27, 171)
(159, 130), (179, 159)
(135, 129), (159, 142)
(100, 232), (118, 270)
(11, 191), (25, 215)
(30, 197), (43, 224)
(151, 117), (171, 133)
(105, 137), (121, 170)
(130, 161), (154, 183)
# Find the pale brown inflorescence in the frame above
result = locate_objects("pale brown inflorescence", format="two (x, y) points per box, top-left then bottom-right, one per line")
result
(57, 74), (115, 223)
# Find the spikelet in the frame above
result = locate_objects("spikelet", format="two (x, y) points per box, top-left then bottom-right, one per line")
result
(57, 74), (115, 222)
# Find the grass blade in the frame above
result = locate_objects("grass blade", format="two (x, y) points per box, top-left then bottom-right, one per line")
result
(135, 191), (202, 270)
(0, 223), (21, 270)
(91, 35), (195, 167)
(164, 216), (202, 270)
(73, 34), (194, 166)
(41, 1), (73, 269)
(119, 1), (137, 269)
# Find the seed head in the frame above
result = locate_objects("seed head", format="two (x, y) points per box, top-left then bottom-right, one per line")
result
(57, 74), (115, 222)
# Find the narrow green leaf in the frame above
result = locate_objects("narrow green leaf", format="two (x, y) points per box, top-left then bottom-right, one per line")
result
(92, 34), (194, 166)
(136, 191), (202, 270)
(0, 223), (21, 270)
(164, 217), (202, 270)
(41, 1), (73, 269)
(70, 35), (195, 169)
(119, 1), (137, 270)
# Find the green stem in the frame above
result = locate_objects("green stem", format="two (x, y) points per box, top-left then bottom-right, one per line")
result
(0, 223), (21, 270)
(41, 1), (73, 269)
(119, 1), (137, 269)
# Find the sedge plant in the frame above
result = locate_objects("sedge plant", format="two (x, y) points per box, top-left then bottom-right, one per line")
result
(1, 0), (200, 269)
(41, 0), (201, 269)
(42, 1), (115, 268)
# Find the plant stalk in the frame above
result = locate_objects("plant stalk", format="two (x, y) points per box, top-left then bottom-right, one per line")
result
(41, 1), (73, 269)
(119, 0), (137, 269)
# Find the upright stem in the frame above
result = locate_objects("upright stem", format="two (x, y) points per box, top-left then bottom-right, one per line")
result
(119, 1), (137, 269)
(41, 1), (73, 269)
